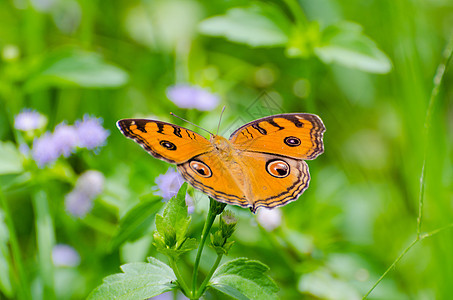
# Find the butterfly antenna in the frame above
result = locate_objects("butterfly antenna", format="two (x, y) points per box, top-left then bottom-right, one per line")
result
(170, 112), (214, 136)
(216, 106), (226, 135)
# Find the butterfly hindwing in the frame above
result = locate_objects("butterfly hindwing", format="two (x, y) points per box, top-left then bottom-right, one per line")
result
(117, 119), (213, 164)
(177, 150), (310, 212)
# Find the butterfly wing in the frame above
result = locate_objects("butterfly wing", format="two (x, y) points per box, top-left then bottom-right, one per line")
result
(229, 113), (325, 160)
(117, 119), (213, 164)
(177, 151), (249, 208)
(177, 150), (310, 212)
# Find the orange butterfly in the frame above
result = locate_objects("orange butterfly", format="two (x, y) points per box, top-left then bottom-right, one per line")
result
(117, 113), (325, 213)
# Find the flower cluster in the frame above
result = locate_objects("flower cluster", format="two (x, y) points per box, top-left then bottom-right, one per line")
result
(154, 168), (194, 213)
(14, 109), (47, 132)
(166, 84), (220, 111)
(26, 114), (109, 168)
(65, 170), (105, 217)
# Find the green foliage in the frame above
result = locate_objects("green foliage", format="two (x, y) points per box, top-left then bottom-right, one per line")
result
(209, 258), (279, 300)
(314, 22), (392, 73)
(199, 5), (291, 47)
(109, 196), (163, 250)
(25, 49), (129, 91)
(88, 257), (177, 300)
(0, 142), (22, 175)
(199, 3), (391, 74)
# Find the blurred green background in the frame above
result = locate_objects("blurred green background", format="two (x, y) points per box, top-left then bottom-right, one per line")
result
(0, 0), (452, 299)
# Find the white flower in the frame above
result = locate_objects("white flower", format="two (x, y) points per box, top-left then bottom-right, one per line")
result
(256, 208), (282, 231)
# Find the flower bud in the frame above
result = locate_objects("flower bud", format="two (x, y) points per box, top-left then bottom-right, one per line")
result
(210, 198), (227, 216)
(220, 210), (237, 239)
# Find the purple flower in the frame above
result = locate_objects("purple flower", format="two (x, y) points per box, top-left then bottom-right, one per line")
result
(19, 143), (30, 156)
(14, 109), (47, 131)
(155, 168), (194, 212)
(155, 168), (186, 200)
(65, 170), (105, 217)
(52, 244), (80, 267)
(32, 133), (60, 167)
(75, 116), (109, 149)
(166, 84), (219, 111)
(53, 123), (78, 157)
(65, 190), (93, 217)
(75, 170), (105, 198)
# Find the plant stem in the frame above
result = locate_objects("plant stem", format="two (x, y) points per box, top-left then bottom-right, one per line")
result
(195, 254), (223, 299)
(191, 198), (223, 297)
(32, 190), (56, 300)
(363, 32), (453, 300)
(362, 238), (419, 299)
(169, 258), (191, 297)
(0, 189), (31, 300)
(417, 34), (453, 237)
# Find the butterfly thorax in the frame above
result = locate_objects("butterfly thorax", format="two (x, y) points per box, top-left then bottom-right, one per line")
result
(210, 135), (235, 161)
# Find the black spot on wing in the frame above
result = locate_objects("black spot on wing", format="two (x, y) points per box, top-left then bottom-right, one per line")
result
(173, 126), (182, 138)
(157, 123), (165, 134)
(267, 119), (284, 130)
(252, 123), (267, 135)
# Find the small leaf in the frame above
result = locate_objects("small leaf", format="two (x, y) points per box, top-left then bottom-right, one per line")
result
(154, 183), (196, 260)
(88, 257), (177, 300)
(109, 196), (163, 250)
(314, 21), (392, 74)
(163, 183), (190, 242)
(209, 258), (278, 300)
(0, 142), (23, 175)
(155, 237), (198, 258)
(155, 183), (190, 243)
(179, 237), (198, 252)
(199, 5), (291, 47)
(25, 49), (129, 91)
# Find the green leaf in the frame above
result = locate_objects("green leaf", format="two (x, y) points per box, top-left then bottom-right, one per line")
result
(154, 183), (196, 259)
(161, 182), (190, 242)
(109, 196), (163, 250)
(0, 142), (23, 175)
(155, 183), (190, 243)
(209, 258), (278, 300)
(154, 236), (198, 258)
(199, 5), (291, 47)
(88, 257), (177, 300)
(25, 49), (129, 91)
(314, 21), (392, 74)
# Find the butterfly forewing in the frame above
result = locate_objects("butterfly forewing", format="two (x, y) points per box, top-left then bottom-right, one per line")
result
(229, 113), (325, 160)
(117, 119), (213, 164)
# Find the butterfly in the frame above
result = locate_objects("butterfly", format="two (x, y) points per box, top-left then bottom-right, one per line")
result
(117, 113), (325, 213)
